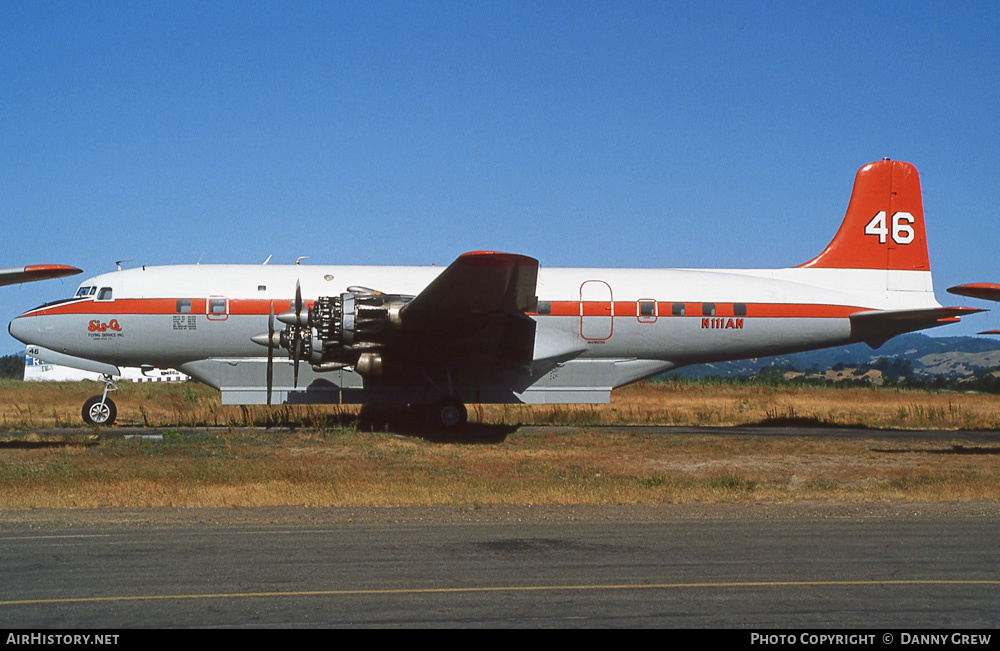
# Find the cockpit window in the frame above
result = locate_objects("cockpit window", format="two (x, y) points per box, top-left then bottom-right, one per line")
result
(75, 286), (97, 298)
(96, 287), (113, 301)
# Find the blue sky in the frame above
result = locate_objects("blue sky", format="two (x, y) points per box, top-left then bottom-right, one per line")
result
(3, 1), (999, 352)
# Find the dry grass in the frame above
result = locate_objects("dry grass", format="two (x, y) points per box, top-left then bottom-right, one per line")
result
(1, 379), (999, 509)
(2, 378), (1000, 430)
(486, 381), (1000, 430)
(1, 428), (998, 509)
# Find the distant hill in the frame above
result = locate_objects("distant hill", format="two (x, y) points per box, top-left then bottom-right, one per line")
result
(667, 333), (1000, 379)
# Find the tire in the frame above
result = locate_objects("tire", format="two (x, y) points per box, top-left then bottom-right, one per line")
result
(82, 396), (117, 426)
(431, 398), (468, 431)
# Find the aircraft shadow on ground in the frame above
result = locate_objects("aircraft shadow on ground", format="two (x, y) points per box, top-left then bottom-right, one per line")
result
(0, 439), (98, 450)
(315, 405), (517, 444)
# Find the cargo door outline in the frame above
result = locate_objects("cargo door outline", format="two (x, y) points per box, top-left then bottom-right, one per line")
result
(580, 280), (613, 340)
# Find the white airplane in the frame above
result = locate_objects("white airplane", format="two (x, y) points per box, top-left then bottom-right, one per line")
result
(0, 264), (81, 287)
(947, 283), (1000, 334)
(8, 159), (981, 428)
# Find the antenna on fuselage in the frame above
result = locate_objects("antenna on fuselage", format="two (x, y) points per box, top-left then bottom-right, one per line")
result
(296, 256), (310, 265)
(115, 259), (133, 271)
(263, 255), (272, 265)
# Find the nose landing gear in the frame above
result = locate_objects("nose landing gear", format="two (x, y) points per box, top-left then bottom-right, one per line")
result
(82, 375), (118, 426)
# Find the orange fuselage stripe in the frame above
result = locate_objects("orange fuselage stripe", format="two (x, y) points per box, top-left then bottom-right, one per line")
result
(25, 298), (869, 320)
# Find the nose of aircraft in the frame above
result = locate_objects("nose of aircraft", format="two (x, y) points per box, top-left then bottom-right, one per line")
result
(9, 313), (42, 346)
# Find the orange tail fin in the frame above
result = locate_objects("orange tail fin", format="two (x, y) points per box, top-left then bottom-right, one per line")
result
(799, 159), (930, 271)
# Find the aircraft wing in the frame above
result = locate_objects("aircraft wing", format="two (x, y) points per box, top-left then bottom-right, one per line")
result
(398, 251), (539, 367)
(947, 283), (1000, 302)
(0, 264), (82, 287)
(946, 285), (1000, 333)
(850, 306), (986, 346)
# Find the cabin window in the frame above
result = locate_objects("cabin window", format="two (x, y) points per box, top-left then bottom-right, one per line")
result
(206, 297), (229, 321)
(702, 303), (716, 317)
(536, 301), (551, 315)
(258, 285), (267, 292)
(176, 299), (192, 313)
(637, 299), (657, 323)
(734, 303), (747, 316)
(96, 287), (113, 301)
(672, 302), (685, 316)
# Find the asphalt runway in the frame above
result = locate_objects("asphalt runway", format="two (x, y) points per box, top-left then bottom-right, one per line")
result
(1, 504), (998, 628)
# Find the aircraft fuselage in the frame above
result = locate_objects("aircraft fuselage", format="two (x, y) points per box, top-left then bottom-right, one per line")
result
(7, 161), (974, 425)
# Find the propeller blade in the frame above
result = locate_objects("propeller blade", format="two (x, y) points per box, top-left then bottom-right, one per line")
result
(295, 280), (303, 322)
(266, 300), (274, 406)
(293, 280), (303, 388)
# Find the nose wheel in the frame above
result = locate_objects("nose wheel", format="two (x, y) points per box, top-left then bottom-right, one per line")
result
(81, 375), (118, 426)
(82, 396), (117, 426)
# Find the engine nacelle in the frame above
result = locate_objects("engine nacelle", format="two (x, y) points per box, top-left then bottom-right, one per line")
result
(280, 288), (411, 372)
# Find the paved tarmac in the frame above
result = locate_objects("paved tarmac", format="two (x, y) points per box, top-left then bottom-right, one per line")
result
(1, 503), (998, 628)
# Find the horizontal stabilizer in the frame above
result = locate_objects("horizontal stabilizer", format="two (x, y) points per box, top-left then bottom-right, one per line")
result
(850, 306), (985, 347)
(947, 283), (1000, 302)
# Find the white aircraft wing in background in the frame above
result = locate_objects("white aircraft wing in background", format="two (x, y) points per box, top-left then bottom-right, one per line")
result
(948, 283), (1000, 334)
(0, 264), (82, 287)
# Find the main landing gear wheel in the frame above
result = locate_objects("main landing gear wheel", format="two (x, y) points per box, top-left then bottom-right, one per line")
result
(82, 396), (117, 426)
(430, 398), (468, 431)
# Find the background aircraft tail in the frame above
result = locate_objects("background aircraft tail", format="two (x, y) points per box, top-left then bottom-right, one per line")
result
(799, 159), (930, 272)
